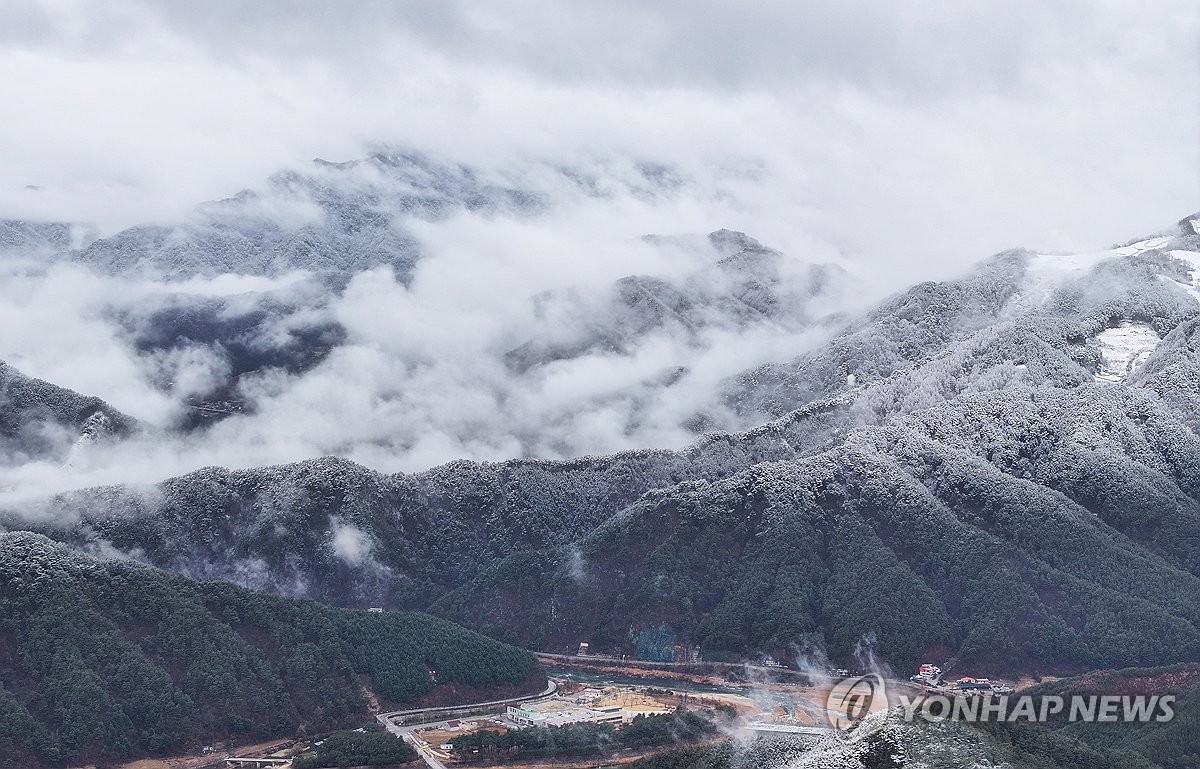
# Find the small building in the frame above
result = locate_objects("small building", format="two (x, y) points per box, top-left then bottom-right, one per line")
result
(507, 699), (633, 727)
(578, 642), (590, 656)
(671, 644), (703, 663)
(911, 664), (942, 684)
(591, 705), (624, 724)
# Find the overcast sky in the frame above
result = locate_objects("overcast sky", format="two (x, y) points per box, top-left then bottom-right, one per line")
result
(1, 0), (1198, 272)
(0, 1), (1199, 500)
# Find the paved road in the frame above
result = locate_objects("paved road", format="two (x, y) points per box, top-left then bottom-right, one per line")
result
(377, 679), (557, 724)
(406, 735), (449, 769)
(376, 680), (558, 769)
(535, 652), (809, 677)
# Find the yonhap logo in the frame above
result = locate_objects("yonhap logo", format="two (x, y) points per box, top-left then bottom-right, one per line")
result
(895, 692), (1176, 725)
(825, 673), (890, 736)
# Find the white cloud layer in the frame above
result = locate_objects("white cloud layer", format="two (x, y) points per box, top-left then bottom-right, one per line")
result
(0, 1), (1197, 503)
(1, 0), (1196, 271)
(0, 187), (847, 502)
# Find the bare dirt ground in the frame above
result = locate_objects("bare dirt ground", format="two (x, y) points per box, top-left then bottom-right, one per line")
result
(361, 674), (383, 714)
(419, 719), (510, 746)
(117, 738), (290, 769)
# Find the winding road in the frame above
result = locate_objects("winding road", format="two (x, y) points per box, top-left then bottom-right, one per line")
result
(375, 680), (559, 769)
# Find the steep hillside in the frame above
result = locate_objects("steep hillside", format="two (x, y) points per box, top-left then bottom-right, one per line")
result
(1024, 664), (1200, 769)
(0, 361), (136, 464)
(0, 532), (538, 769)
(435, 384), (1200, 673)
(722, 223), (1200, 424)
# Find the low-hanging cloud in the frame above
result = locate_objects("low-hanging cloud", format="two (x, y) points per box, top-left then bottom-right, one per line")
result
(330, 519), (373, 567)
(0, 1), (1197, 506)
(0, 173), (857, 503)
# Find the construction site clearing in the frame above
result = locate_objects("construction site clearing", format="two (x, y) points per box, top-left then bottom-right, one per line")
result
(131, 670), (964, 769)
(411, 684), (681, 751)
(408, 674), (855, 765)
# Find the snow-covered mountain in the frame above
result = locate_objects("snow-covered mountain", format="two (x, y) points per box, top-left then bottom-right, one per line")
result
(0, 220), (81, 256)
(8, 213), (1200, 681)
(0, 151), (702, 279)
(722, 214), (1200, 424)
(505, 230), (845, 375)
(67, 152), (547, 278)
(0, 177), (853, 481)
(0, 153), (858, 476)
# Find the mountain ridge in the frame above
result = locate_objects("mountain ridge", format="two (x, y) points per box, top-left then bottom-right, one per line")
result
(6, 215), (1199, 677)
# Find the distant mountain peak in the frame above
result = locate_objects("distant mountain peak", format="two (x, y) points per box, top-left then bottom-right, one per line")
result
(707, 228), (769, 257)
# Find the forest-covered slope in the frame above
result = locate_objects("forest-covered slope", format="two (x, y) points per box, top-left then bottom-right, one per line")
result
(0, 361), (135, 463)
(1021, 664), (1200, 769)
(6, 219), (1200, 676)
(433, 384), (1200, 672)
(0, 532), (538, 769)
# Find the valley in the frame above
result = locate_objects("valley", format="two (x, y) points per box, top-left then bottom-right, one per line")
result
(106, 652), (1141, 769)
(2, 144), (1199, 769)
(3, 4), (1198, 768)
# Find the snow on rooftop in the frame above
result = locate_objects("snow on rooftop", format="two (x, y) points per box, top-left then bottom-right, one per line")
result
(1094, 321), (1161, 382)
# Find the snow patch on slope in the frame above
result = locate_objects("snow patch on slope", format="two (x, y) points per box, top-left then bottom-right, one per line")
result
(1094, 321), (1161, 382)
(61, 412), (113, 470)
(1013, 250), (1113, 312)
(1113, 236), (1173, 256)
(1016, 237), (1195, 315)
(1166, 249), (1200, 304)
